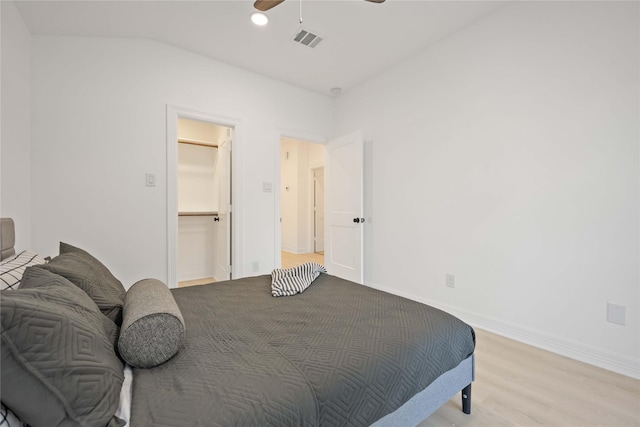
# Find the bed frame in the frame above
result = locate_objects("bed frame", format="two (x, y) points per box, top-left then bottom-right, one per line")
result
(0, 217), (474, 426)
(373, 356), (473, 426)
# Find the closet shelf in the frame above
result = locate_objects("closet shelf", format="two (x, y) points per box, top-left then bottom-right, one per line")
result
(178, 211), (219, 217)
(178, 138), (218, 148)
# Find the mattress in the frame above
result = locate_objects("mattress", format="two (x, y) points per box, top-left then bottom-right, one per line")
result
(130, 274), (475, 426)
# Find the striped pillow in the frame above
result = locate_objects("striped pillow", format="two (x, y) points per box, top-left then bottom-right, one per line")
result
(0, 251), (46, 290)
(0, 403), (24, 427)
(271, 262), (327, 297)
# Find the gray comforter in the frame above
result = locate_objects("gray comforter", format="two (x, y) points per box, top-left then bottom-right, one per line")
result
(130, 274), (475, 427)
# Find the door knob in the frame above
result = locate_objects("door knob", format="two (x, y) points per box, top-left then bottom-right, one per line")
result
(353, 218), (360, 223)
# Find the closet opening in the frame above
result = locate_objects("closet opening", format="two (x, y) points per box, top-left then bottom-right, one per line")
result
(177, 117), (233, 287)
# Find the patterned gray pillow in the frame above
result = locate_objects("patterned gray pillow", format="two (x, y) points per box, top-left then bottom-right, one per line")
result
(118, 279), (185, 368)
(20, 266), (120, 347)
(0, 268), (125, 427)
(40, 242), (126, 326)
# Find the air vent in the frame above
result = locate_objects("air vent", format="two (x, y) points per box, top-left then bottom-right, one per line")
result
(291, 29), (323, 48)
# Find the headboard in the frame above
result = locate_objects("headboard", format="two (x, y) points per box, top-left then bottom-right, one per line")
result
(1, 217), (16, 260)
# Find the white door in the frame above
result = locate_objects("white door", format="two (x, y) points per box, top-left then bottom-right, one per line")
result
(214, 133), (231, 281)
(313, 168), (325, 252)
(325, 131), (364, 283)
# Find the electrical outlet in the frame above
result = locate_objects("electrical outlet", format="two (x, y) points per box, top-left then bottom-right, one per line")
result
(252, 261), (259, 273)
(446, 273), (455, 288)
(607, 303), (626, 326)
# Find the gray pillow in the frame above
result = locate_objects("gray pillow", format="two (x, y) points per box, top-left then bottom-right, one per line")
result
(40, 242), (126, 326)
(0, 267), (125, 427)
(118, 279), (185, 368)
(20, 266), (120, 347)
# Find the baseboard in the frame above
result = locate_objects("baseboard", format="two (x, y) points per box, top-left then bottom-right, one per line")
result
(281, 247), (311, 255)
(178, 271), (216, 284)
(364, 281), (640, 380)
(282, 247), (301, 254)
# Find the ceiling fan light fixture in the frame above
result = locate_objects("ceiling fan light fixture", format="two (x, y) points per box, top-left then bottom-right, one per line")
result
(251, 12), (269, 26)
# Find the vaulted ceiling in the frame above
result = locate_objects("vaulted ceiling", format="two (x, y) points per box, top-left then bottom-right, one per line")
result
(15, 0), (504, 95)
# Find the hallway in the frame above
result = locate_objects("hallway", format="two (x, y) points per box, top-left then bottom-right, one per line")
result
(281, 251), (324, 269)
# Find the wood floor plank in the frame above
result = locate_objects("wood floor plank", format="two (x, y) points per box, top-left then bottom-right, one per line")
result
(419, 329), (640, 427)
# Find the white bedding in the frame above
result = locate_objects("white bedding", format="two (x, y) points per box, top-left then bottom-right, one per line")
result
(116, 365), (133, 426)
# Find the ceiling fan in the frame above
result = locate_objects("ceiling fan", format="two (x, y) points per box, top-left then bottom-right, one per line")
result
(254, 0), (385, 12)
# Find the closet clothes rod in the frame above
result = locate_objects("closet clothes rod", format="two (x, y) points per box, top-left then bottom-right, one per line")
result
(178, 138), (218, 148)
(178, 212), (219, 217)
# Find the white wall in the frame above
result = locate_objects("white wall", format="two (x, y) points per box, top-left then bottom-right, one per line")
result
(280, 139), (300, 253)
(1, 1), (32, 250)
(30, 35), (333, 285)
(177, 144), (218, 213)
(335, 1), (640, 377)
(306, 142), (324, 252)
(177, 216), (216, 282)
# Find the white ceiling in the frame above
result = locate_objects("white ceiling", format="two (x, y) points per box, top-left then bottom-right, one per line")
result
(14, 0), (504, 96)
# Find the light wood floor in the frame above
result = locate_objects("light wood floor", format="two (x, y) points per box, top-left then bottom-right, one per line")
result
(281, 251), (324, 269)
(178, 277), (215, 288)
(419, 328), (640, 427)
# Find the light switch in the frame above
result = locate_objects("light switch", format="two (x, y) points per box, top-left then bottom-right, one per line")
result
(262, 182), (273, 193)
(146, 173), (156, 187)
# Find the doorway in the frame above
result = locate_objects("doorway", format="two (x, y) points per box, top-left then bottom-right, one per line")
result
(280, 137), (325, 269)
(176, 118), (232, 286)
(167, 105), (239, 289)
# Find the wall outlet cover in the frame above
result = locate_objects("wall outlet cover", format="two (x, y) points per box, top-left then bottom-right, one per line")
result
(446, 273), (455, 288)
(607, 303), (626, 326)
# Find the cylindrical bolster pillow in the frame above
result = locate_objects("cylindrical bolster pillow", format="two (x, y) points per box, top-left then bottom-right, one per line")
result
(118, 279), (185, 368)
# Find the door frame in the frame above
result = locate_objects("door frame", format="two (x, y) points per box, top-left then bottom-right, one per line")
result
(311, 166), (325, 253)
(274, 130), (326, 268)
(167, 105), (243, 288)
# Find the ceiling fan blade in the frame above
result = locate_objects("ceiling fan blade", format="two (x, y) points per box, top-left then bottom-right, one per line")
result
(254, 0), (286, 11)
(365, 0), (386, 3)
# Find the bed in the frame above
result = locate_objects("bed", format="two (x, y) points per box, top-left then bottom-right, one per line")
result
(0, 217), (475, 427)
